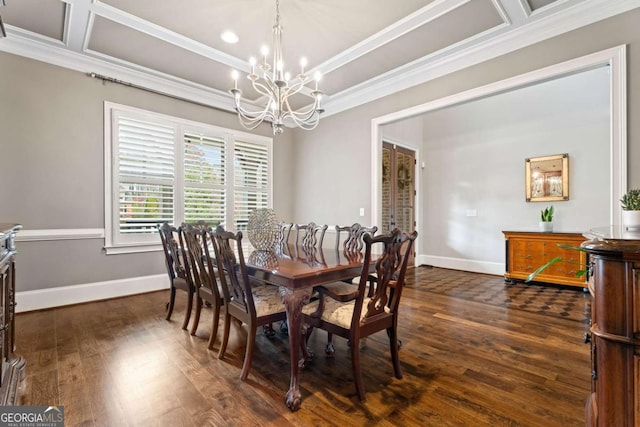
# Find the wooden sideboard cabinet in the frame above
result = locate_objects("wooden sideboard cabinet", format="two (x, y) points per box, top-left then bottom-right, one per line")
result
(502, 231), (588, 288)
(0, 223), (24, 405)
(581, 227), (640, 427)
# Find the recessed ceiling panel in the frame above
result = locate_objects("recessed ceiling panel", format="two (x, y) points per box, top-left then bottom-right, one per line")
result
(1, 0), (65, 41)
(100, 0), (436, 67)
(528, 0), (560, 11)
(88, 17), (233, 91)
(321, 0), (503, 95)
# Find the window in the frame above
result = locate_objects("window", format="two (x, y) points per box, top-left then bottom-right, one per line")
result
(105, 102), (272, 254)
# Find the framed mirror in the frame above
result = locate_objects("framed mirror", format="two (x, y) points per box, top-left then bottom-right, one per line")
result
(525, 153), (569, 202)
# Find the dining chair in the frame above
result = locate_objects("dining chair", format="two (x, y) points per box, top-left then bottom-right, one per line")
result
(211, 225), (288, 381)
(321, 223), (379, 353)
(182, 224), (224, 349)
(157, 222), (195, 330)
(301, 228), (418, 402)
(295, 222), (328, 249)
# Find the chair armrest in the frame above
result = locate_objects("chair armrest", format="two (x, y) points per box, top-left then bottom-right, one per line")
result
(315, 284), (359, 303)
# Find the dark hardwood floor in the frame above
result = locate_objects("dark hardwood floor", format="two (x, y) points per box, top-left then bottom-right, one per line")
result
(15, 266), (591, 426)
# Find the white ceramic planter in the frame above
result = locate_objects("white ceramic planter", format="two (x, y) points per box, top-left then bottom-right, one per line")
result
(539, 221), (553, 232)
(622, 210), (640, 231)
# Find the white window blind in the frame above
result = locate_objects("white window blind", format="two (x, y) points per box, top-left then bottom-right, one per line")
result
(234, 140), (270, 231)
(105, 102), (272, 253)
(184, 132), (226, 225)
(117, 116), (175, 237)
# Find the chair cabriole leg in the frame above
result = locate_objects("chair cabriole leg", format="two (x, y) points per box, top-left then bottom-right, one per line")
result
(208, 302), (221, 350)
(350, 335), (366, 402)
(181, 290), (194, 330)
(165, 287), (176, 320)
(190, 295), (202, 335)
(241, 325), (258, 380)
(218, 312), (231, 359)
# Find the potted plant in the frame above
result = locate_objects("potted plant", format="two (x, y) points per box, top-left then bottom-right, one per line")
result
(621, 188), (640, 230)
(539, 205), (554, 232)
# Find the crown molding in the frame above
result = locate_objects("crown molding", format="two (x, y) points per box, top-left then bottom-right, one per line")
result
(315, 0), (471, 76)
(0, 28), (238, 113)
(1, 0), (638, 118)
(322, 0), (640, 117)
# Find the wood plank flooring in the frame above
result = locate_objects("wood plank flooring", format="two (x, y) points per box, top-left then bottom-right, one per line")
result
(15, 266), (591, 426)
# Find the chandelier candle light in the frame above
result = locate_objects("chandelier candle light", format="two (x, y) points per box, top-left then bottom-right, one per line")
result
(229, 0), (324, 135)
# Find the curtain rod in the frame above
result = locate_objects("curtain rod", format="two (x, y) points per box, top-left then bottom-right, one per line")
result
(86, 72), (231, 113)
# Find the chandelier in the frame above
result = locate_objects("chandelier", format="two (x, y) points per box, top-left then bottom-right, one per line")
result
(229, 0), (324, 135)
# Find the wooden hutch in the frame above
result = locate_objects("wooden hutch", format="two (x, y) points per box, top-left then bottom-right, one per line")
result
(581, 226), (640, 426)
(0, 224), (24, 404)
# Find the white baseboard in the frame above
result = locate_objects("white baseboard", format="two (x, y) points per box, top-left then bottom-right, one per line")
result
(16, 274), (169, 313)
(417, 255), (504, 276)
(15, 256), (502, 312)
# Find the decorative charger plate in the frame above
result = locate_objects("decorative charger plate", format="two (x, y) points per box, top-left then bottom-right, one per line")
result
(247, 208), (278, 251)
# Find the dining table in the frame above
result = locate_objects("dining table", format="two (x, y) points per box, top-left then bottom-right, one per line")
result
(244, 243), (367, 411)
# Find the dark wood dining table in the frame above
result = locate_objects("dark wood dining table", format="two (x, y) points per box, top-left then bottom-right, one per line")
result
(244, 244), (366, 411)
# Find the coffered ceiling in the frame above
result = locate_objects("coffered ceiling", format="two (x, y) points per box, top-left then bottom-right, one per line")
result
(0, 0), (637, 118)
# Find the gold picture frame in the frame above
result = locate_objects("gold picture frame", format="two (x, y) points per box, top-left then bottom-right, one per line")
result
(525, 153), (569, 202)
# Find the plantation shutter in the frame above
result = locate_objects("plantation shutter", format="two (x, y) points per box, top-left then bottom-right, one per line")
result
(105, 103), (272, 253)
(233, 140), (270, 231)
(116, 116), (175, 236)
(183, 132), (226, 225)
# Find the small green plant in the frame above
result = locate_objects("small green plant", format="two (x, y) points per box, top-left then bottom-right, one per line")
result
(540, 205), (554, 222)
(525, 244), (591, 283)
(620, 188), (640, 211)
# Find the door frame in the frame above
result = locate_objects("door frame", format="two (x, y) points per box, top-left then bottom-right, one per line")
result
(370, 45), (627, 266)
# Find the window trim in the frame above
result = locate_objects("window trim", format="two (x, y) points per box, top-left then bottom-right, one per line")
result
(104, 101), (273, 254)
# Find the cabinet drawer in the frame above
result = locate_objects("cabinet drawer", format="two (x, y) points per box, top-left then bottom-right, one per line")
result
(503, 231), (587, 288)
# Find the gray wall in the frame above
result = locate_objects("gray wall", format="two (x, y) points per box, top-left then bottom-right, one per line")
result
(421, 67), (610, 264)
(2, 8), (639, 294)
(0, 52), (295, 291)
(289, 9), (640, 268)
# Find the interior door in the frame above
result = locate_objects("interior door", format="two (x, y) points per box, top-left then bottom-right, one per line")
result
(381, 142), (416, 262)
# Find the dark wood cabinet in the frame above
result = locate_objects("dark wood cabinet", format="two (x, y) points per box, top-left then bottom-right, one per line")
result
(503, 231), (588, 288)
(582, 227), (640, 426)
(0, 223), (24, 405)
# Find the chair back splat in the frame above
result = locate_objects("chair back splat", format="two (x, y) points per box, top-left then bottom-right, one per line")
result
(295, 222), (328, 249)
(157, 222), (195, 330)
(335, 223), (378, 253)
(360, 229), (413, 324)
(211, 226), (254, 316)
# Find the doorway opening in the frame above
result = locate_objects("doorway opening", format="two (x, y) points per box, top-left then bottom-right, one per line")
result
(370, 45), (627, 269)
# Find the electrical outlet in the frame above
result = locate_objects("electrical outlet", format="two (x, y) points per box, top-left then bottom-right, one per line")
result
(359, 208), (365, 217)
(466, 209), (477, 217)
